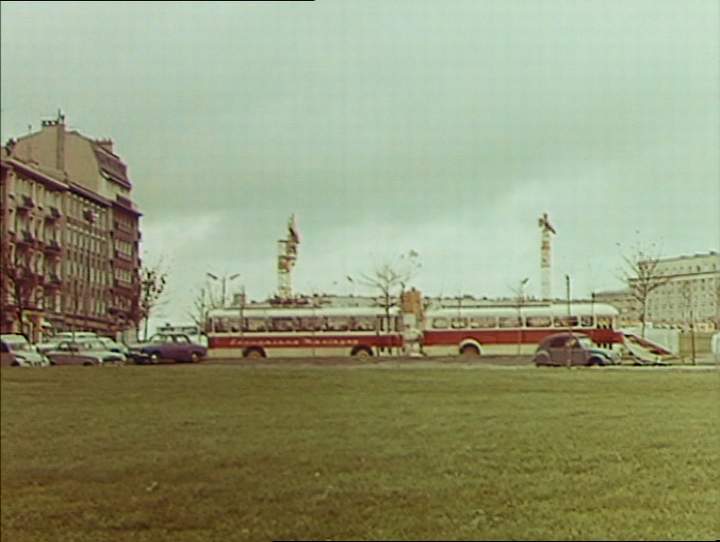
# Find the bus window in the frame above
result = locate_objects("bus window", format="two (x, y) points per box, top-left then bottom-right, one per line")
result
(214, 318), (229, 332)
(246, 318), (267, 332)
(297, 317), (322, 332)
(596, 316), (612, 329)
(270, 318), (294, 332)
(580, 315), (594, 327)
(326, 316), (350, 332)
(377, 316), (397, 332)
(227, 316), (241, 332)
(554, 316), (579, 328)
(526, 316), (552, 328)
(498, 316), (522, 328)
(352, 317), (376, 332)
(451, 317), (468, 329)
(469, 316), (497, 329)
(432, 317), (449, 329)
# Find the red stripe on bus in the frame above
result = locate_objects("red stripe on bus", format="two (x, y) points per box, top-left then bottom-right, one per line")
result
(422, 328), (623, 346)
(209, 335), (403, 349)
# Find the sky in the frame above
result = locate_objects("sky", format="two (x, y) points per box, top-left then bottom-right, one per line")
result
(1, 1), (718, 327)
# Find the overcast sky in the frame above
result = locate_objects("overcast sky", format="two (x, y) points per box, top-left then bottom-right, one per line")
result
(2, 1), (718, 326)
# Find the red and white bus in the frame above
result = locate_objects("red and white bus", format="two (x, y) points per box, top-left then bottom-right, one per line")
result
(421, 303), (623, 357)
(206, 306), (403, 359)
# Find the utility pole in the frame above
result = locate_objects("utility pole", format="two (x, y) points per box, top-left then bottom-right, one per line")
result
(239, 284), (246, 335)
(565, 274), (572, 368)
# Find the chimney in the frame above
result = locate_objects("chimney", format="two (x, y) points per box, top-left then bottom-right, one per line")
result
(55, 110), (66, 172)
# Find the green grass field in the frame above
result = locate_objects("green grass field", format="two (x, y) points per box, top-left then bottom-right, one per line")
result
(2, 365), (718, 541)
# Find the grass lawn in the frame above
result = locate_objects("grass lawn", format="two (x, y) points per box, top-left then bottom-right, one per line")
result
(1, 365), (718, 541)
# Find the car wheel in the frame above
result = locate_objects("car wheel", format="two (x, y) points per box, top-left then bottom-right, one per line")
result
(534, 353), (551, 366)
(150, 353), (160, 364)
(588, 356), (604, 367)
(190, 352), (200, 364)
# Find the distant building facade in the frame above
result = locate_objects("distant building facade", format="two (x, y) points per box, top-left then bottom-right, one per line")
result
(644, 252), (720, 330)
(0, 113), (142, 341)
(596, 252), (720, 331)
(592, 289), (639, 326)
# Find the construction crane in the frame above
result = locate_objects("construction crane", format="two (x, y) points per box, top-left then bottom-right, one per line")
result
(538, 212), (556, 300)
(277, 214), (300, 300)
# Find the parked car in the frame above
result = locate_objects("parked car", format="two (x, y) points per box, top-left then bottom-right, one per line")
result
(128, 333), (207, 364)
(0, 334), (50, 367)
(96, 337), (130, 356)
(45, 339), (126, 366)
(37, 332), (98, 354)
(533, 332), (619, 367)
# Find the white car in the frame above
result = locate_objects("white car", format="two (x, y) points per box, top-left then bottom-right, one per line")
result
(45, 339), (127, 366)
(37, 332), (98, 354)
(0, 334), (50, 367)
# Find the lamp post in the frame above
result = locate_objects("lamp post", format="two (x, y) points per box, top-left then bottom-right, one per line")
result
(206, 272), (240, 308)
(565, 274), (572, 368)
(239, 284), (246, 335)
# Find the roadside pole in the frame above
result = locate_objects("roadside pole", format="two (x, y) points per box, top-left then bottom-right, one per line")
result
(566, 275), (572, 369)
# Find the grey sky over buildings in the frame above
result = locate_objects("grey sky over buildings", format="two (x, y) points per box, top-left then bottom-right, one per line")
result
(2, 1), (718, 326)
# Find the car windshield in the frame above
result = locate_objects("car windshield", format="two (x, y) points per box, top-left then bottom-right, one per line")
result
(5, 341), (31, 351)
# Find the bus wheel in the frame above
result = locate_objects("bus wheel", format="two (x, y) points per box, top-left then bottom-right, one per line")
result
(460, 344), (480, 358)
(245, 348), (265, 360)
(352, 347), (373, 359)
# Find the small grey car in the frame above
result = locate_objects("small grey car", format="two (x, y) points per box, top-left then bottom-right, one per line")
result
(533, 332), (618, 367)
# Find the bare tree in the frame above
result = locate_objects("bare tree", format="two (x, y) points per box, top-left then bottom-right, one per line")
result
(680, 281), (696, 365)
(136, 261), (168, 341)
(187, 285), (209, 332)
(620, 242), (672, 338)
(0, 241), (39, 337)
(352, 250), (421, 353)
(188, 279), (222, 331)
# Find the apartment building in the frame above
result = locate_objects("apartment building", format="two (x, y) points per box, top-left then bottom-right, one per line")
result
(595, 251), (720, 331)
(0, 113), (141, 341)
(645, 252), (720, 330)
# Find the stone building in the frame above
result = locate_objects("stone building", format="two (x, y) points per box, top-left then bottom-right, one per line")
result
(0, 113), (141, 341)
(644, 252), (720, 330)
(596, 251), (720, 331)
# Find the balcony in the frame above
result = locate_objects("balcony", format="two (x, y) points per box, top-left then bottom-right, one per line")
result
(45, 274), (63, 288)
(45, 206), (62, 222)
(17, 195), (35, 213)
(43, 239), (62, 255)
(16, 229), (36, 247)
(112, 279), (135, 295)
(114, 249), (133, 262)
(83, 209), (98, 223)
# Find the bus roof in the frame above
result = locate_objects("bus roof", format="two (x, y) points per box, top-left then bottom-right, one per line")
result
(425, 303), (619, 318)
(207, 306), (401, 319)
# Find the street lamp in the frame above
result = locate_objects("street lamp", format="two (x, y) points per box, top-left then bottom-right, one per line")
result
(565, 274), (572, 368)
(206, 272), (240, 308)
